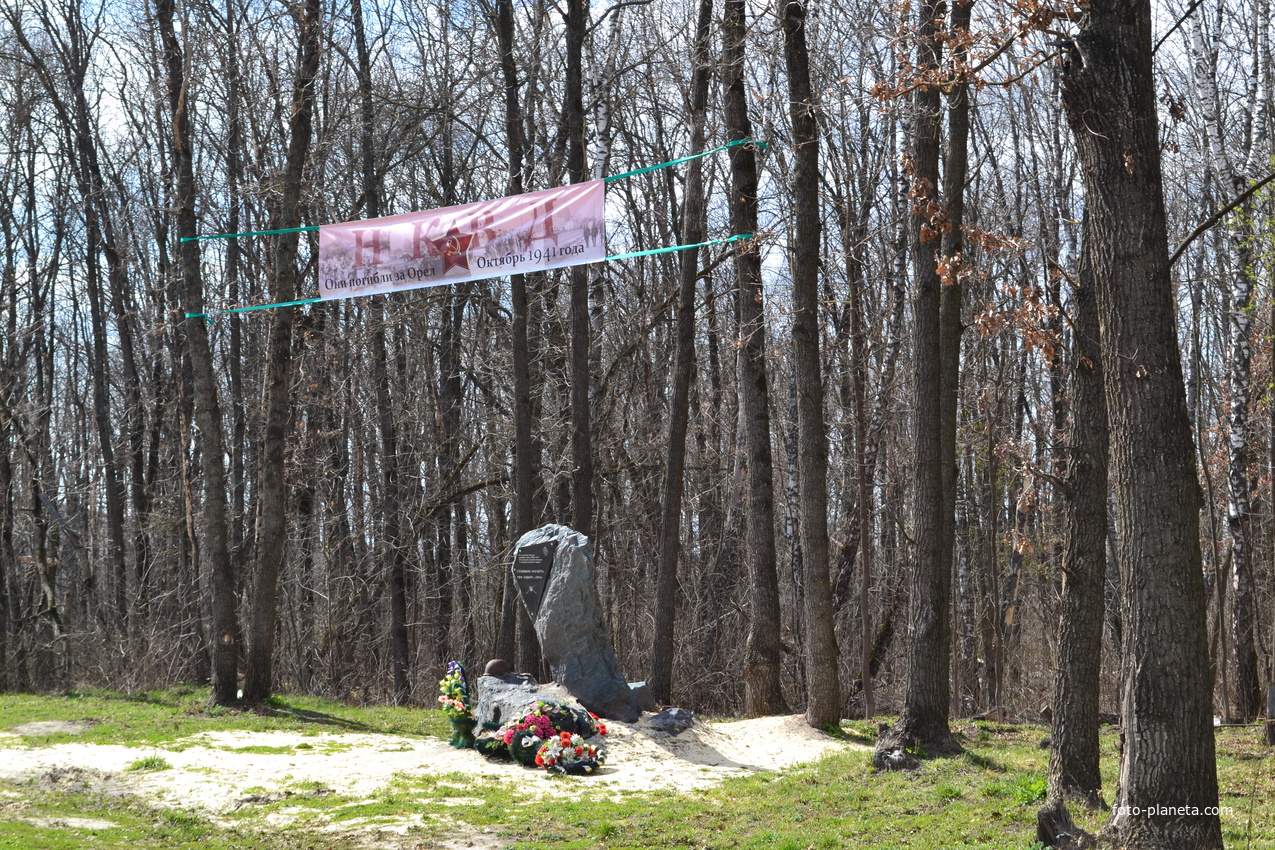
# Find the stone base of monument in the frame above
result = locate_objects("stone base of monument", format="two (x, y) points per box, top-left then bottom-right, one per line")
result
(474, 672), (642, 734)
(475, 672), (654, 731)
(474, 673), (575, 729)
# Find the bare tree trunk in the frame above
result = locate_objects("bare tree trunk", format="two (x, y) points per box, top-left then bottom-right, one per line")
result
(4, 3), (133, 638)
(351, 0), (411, 704)
(0, 264), (22, 687)
(981, 362), (1003, 714)
(242, 0), (322, 705)
(848, 192), (874, 720)
(155, 0), (240, 707)
(436, 281), (469, 663)
(723, 0), (786, 717)
(781, 0), (840, 729)
(830, 142), (907, 710)
(495, 0), (540, 664)
(1228, 2), (1268, 723)
(1189, 9), (1265, 723)
(1060, 1), (1222, 844)
(222, 0), (248, 571)
(0, 420), (10, 690)
(566, 0), (593, 536)
(1047, 213), (1109, 810)
(650, 0), (712, 707)
(940, 0), (972, 723)
(876, 0), (961, 765)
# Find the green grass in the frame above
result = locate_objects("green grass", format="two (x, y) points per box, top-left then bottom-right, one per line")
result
(228, 745), (299, 755)
(0, 783), (348, 849)
(1008, 772), (1048, 806)
(126, 755), (171, 772)
(0, 686), (449, 750)
(1, 690), (1272, 849)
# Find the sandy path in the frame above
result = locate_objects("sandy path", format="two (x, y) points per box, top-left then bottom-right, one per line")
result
(0, 714), (862, 845)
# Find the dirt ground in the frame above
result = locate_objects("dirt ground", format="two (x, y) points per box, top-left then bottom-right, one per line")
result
(0, 713), (859, 847)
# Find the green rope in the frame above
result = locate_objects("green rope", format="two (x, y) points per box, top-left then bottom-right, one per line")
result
(180, 140), (765, 244)
(183, 235), (755, 320)
(180, 225), (319, 244)
(603, 138), (767, 183)
(605, 232), (754, 262)
(185, 297), (322, 321)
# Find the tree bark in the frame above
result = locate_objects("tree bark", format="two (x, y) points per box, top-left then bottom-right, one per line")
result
(1189, 10), (1264, 723)
(940, 0), (972, 722)
(650, 0), (712, 707)
(1060, 1), (1222, 844)
(847, 178), (874, 720)
(566, 0), (593, 536)
(242, 0), (322, 705)
(223, 0), (248, 571)
(723, 0), (786, 717)
(781, 0), (841, 729)
(495, 0), (543, 666)
(1047, 213), (1109, 810)
(435, 280), (469, 664)
(155, 0), (239, 707)
(875, 0), (961, 766)
(351, 0), (411, 704)
(0, 267), (24, 687)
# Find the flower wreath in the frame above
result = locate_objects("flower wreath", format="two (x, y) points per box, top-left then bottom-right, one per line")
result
(437, 661), (472, 721)
(536, 730), (605, 775)
(500, 706), (556, 747)
(476, 701), (608, 771)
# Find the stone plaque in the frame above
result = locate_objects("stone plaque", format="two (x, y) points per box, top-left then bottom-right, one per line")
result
(513, 540), (557, 618)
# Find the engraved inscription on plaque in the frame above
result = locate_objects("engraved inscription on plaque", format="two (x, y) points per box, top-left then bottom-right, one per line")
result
(513, 541), (557, 618)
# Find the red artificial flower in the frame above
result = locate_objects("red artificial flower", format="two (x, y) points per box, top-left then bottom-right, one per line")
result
(575, 746), (584, 756)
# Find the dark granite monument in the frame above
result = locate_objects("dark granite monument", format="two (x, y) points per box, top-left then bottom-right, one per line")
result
(512, 524), (642, 722)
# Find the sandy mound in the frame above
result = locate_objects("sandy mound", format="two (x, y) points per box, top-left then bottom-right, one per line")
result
(0, 712), (861, 844)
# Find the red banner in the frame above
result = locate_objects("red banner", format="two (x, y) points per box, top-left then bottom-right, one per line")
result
(318, 180), (605, 300)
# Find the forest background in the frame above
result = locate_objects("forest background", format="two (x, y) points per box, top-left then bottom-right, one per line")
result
(0, 0), (1272, 738)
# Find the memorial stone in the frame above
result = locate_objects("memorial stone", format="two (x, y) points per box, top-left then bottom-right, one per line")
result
(512, 524), (642, 722)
